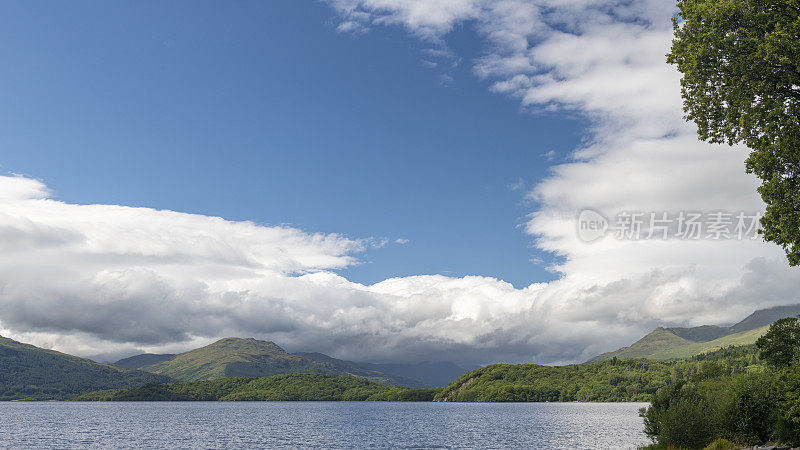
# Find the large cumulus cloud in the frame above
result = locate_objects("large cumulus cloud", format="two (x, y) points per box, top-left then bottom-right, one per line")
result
(0, 168), (796, 366)
(0, 175), (551, 363)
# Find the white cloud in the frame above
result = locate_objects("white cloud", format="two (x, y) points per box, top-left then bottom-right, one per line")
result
(318, 0), (800, 358)
(1, 0), (799, 367)
(327, 0), (481, 38)
(0, 175), (560, 364)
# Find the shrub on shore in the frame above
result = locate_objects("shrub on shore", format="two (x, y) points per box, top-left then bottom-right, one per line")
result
(640, 317), (800, 448)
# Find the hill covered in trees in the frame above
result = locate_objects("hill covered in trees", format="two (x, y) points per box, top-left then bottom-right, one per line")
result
(0, 335), (170, 400)
(434, 345), (761, 403)
(75, 373), (441, 402)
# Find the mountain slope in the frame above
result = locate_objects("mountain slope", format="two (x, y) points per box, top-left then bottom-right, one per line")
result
(141, 338), (427, 387)
(588, 327), (693, 362)
(667, 325), (729, 342)
(589, 324), (770, 363)
(729, 305), (800, 334)
(589, 304), (800, 362)
(0, 335), (170, 400)
(646, 325), (770, 360)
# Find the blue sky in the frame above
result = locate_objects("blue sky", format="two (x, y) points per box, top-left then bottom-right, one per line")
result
(0, 0), (584, 287)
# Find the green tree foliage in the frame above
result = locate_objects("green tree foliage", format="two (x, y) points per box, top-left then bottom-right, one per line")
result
(755, 316), (800, 367)
(434, 359), (670, 402)
(74, 374), (442, 402)
(667, 0), (800, 265)
(639, 317), (800, 448)
(717, 371), (783, 445)
(641, 381), (715, 448)
(703, 438), (737, 450)
(775, 357), (800, 443)
(641, 361), (800, 448)
(641, 372), (784, 448)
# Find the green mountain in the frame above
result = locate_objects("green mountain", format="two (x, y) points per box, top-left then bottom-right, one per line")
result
(75, 373), (441, 402)
(139, 338), (427, 387)
(644, 325), (770, 360)
(589, 304), (800, 362)
(0, 335), (170, 400)
(728, 304), (800, 334)
(588, 327), (694, 362)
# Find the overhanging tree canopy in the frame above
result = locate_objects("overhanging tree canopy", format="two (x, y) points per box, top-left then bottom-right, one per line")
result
(667, 0), (800, 264)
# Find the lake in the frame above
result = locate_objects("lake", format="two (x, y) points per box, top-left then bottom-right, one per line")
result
(0, 402), (650, 449)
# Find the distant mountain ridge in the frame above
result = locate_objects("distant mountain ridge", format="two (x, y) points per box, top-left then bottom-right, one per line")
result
(114, 353), (175, 369)
(667, 325), (729, 342)
(133, 338), (429, 388)
(589, 304), (800, 362)
(357, 361), (467, 388)
(0, 335), (170, 400)
(727, 304), (800, 334)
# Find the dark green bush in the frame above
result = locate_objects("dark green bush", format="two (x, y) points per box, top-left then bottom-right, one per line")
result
(642, 382), (714, 449)
(642, 369), (791, 448)
(776, 359), (800, 445)
(717, 371), (781, 445)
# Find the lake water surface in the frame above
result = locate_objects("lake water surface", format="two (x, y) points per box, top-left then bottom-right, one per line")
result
(0, 401), (650, 449)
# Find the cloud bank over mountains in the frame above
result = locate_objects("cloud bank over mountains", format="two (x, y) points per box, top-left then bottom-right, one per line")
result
(1, 0), (798, 365)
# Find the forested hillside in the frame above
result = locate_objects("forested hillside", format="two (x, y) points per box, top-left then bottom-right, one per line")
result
(0, 336), (170, 400)
(75, 373), (441, 402)
(435, 345), (761, 402)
